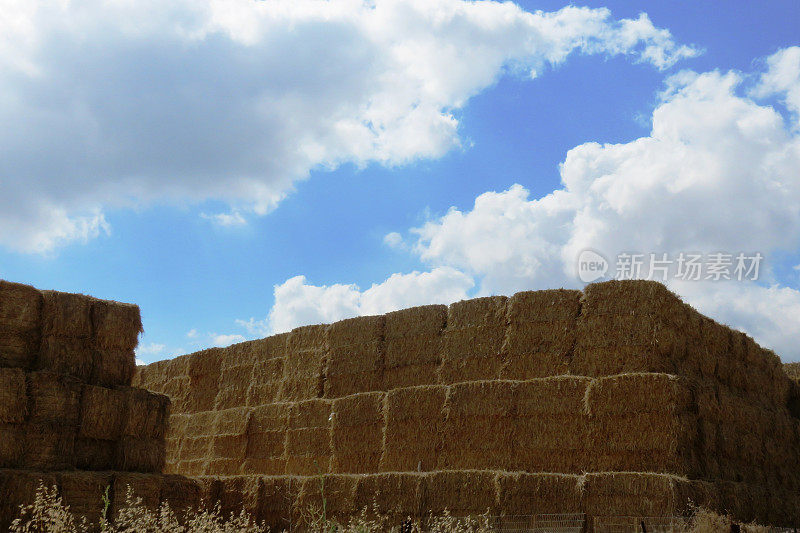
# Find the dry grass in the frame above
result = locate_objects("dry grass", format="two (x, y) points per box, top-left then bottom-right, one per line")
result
(6, 481), (783, 533)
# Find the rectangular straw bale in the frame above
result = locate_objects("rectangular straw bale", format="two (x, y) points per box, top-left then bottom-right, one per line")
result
(160, 474), (201, 520)
(122, 387), (170, 439)
(179, 435), (213, 462)
(385, 334), (442, 368)
(247, 357), (284, 406)
(331, 392), (384, 473)
(79, 384), (126, 440)
(260, 476), (298, 532)
(0, 280), (42, 368)
(289, 398), (332, 428)
(438, 381), (516, 470)
(181, 409), (217, 436)
(187, 347), (223, 377)
(41, 290), (93, 338)
(448, 296), (508, 329)
(74, 438), (116, 470)
(0, 424), (23, 468)
(286, 429), (332, 475)
(328, 315), (384, 348)
(90, 348), (135, 388)
(583, 373), (693, 417)
(497, 472), (581, 515)
(29, 371), (82, 425)
(116, 436), (166, 472)
(353, 473), (424, 521)
(381, 385), (445, 472)
(37, 335), (94, 382)
(212, 476), (262, 521)
(23, 422), (76, 469)
(211, 432), (248, 461)
(0, 330), (38, 369)
(501, 319), (575, 379)
(581, 472), (685, 517)
(421, 470), (498, 516)
(212, 406), (252, 435)
(385, 305), (447, 339)
(215, 358), (254, 410)
(384, 363), (439, 389)
(0, 280), (42, 332)
(91, 298), (142, 352)
(0, 470), (58, 532)
(294, 475), (357, 525)
(174, 459), (207, 476)
(507, 289), (582, 323)
(249, 402), (290, 433)
(326, 370), (383, 399)
(244, 430), (286, 474)
(59, 471), (112, 527)
(111, 473), (163, 521)
(0, 368), (27, 423)
(282, 325), (328, 401)
(326, 317), (384, 397)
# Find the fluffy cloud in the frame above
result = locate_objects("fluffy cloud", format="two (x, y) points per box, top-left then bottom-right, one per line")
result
(398, 47), (800, 359)
(212, 333), (246, 347)
(0, 0), (696, 253)
(259, 267), (474, 334)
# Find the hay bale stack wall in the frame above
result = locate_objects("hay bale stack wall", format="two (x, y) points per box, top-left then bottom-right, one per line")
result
(0, 280), (200, 530)
(126, 279), (800, 526)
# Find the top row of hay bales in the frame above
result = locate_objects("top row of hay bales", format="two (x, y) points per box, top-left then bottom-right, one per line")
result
(136, 280), (795, 415)
(0, 280), (142, 387)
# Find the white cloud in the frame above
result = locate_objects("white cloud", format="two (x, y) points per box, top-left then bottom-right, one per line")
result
(211, 333), (246, 347)
(135, 358), (145, 366)
(752, 46), (800, 122)
(186, 329), (198, 339)
(201, 210), (247, 227)
(383, 231), (405, 249)
(399, 48), (800, 360)
(135, 342), (166, 357)
(0, 1), (696, 253)
(265, 267), (474, 334)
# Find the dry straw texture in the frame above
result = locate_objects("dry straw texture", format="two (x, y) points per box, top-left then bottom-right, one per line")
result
(439, 296), (507, 384)
(331, 392), (385, 473)
(380, 385), (446, 472)
(0, 281), (42, 368)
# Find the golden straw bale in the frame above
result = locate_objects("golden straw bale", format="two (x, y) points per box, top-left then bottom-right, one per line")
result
(500, 290), (580, 380)
(91, 298), (142, 353)
(0, 280), (42, 332)
(212, 406), (252, 436)
(59, 471), (112, 529)
(384, 334), (442, 369)
(581, 472), (687, 517)
(583, 373), (693, 417)
(294, 475), (358, 525)
(438, 381), (516, 470)
(0, 281), (42, 368)
(122, 387), (170, 440)
(326, 316), (384, 397)
(160, 474), (201, 520)
(381, 385), (446, 472)
(247, 357), (284, 406)
(90, 348), (135, 388)
(174, 459), (207, 476)
(0, 331), (38, 369)
(289, 398), (332, 429)
(328, 315), (384, 348)
(211, 432), (248, 462)
(111, 473), (163, 520)
(260, 476), (298, 532)
(79, 384), (126, 440)
(353, 473), (424, 522)
(29, 371), (82, 425)
(384, 364), (439, 389)
(183, 410), (217, 437)
(244, 429), (286, 474)
(0, 470), (58, 531)
(23, 422), (76, 470)
(439, 296), (507, 384)
(331, 392), (385, 473)
(785, 362), (800, 381)
(281, 325), (328, 401)
(0, 368), (27, 423)
(41, 290), (92, 339)
(0, 424), (23, 468)
(74, 438), (116, 471)
(179, 434), (213, 462)
(285, 398), (332, 475)
(37, 335), (94, 382)
(421, 470), (498, 517)
(497, 472), (581, 515)
(211, 476), (262, 520)
(385, 305), (447, 339)
(116, 436), (166, 473)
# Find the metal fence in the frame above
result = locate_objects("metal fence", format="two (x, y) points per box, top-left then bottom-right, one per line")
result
(486, 513), (587, 533)
(591, 516), (686, 533)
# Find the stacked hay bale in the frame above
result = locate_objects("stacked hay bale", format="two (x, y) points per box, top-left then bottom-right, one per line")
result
(132, 279), (800, 528)
(0, 280), (198, 530)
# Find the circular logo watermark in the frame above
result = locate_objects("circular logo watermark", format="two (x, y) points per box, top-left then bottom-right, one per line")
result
(577, 249), (609, 283)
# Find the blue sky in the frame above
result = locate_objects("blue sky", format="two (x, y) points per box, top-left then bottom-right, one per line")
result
(1, 1), (799, 362)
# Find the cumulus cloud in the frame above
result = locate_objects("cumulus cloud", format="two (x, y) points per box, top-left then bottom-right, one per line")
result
(261, 267), (474, 334)
(0, 0), (696, 253)
(397, 47), (800, 359)
(211, 333), (246, 347)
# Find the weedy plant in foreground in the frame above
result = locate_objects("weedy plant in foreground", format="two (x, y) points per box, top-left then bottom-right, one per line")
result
(8, 482), (777, 533)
